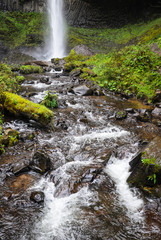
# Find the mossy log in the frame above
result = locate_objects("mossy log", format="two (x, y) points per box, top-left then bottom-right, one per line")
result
(2, 92), (54, 127)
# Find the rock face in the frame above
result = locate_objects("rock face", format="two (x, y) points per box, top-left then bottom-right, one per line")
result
(0, 0), (46, 12)
(0, 0), (161, 27)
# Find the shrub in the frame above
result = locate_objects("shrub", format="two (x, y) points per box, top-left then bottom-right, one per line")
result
(41, 91), (58, 109)
(19, 65), (43, 74)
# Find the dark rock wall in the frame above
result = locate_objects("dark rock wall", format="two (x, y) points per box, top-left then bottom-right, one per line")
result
(0, 0), (161, 27)
(0, 0), (46, 12)
(64, 0), (161, 27)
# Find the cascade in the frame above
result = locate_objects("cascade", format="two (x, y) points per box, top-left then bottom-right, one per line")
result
(47, 0), (66, 59)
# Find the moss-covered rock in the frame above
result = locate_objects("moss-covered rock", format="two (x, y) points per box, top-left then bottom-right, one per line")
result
(2, 92), (54, 127)
(127, 136), (161, 196)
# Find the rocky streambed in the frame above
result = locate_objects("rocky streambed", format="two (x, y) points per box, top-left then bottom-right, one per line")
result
(0, 65), (161, 240)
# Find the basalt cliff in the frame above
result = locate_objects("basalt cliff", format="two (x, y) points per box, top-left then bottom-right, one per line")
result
(0, 0), (161, 27)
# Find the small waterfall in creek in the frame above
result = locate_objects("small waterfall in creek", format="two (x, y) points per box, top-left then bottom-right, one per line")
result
(47, 0), (66, 59)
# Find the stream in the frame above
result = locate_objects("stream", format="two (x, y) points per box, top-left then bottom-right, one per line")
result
(0, 70), (161, 240)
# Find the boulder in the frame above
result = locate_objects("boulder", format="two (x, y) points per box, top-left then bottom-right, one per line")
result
(69, 85), (93, 96)
(1, 128), (19, 147)
(136, 109), (152, 122)
(40, 76), (50, 83)
(127, 136), (161, 193)
(152, 107), (161, 120)
(70, 68), (82, 77)
(29, 150), (51, 174)
(73, 45), (94, 56)
(23, 60), (49, 67)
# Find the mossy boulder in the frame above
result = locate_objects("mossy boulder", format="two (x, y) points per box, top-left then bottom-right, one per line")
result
(127, 136), (161, 196)
(2, 92), (54, 127)
(3, 128), (19, 146)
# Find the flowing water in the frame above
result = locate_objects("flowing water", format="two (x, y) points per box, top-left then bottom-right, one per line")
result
(1, 71), (161, 240)
(46, 0), (66, 59)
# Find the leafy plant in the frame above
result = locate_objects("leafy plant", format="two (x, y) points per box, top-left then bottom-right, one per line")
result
(41, 91), (58, 109)
(148, 174), (157, 184)
(19, 65), (43, 74)
(141, 155), (160, 185)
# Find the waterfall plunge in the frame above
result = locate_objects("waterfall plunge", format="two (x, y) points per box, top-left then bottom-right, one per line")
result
(47, 0), (66, 59)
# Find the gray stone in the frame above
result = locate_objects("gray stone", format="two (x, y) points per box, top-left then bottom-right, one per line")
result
(70, 85), (93, 96)
(152, 107), (161, 120)
(73, 45), (94, 56)
(30, 191), (45, 203)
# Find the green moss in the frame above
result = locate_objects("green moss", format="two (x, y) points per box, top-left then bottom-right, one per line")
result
(2, 92), (54, 126)
(0, 62), (25, 95)
(0, 11), (48, 48)
(67, 17), (161, 53)
(19, 65), (43, 74)
(64, 49), (88, 72)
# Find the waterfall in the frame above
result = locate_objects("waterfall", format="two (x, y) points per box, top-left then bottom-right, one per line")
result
(47, 0), (66, 59)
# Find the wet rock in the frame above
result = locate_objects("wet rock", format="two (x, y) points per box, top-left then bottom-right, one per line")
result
(54, 66), (62, 71)
(55, 119), (68, 130)
(81, 168), (102, 183)
(93, 88), (104, 96)
(125, 108), (135, 114)
(99, 149), (112, 166)
(40, 76), (49, 83)
(152, 107), (161, 120)
(152, 89), (161, 103)
(70, 85), (93, 96)
(51, 73), (61, 78)
(70, 68), (82, 77)
(6, 174), (35, 194)
(51, 58), (65, 68)
(73, 44), (94, 56)
(136, 109), (152, 122)
(156, 102), (161, 108)
(29, 150), (51, 174)
(30, 191), (44, 203)
(115, 111), (127, 120)
(152, 119), (161, 127)
(25, 92), (37, 98)
(1, 128), (19, 147)
(19, 131), (35, 141)
(23, 60), (49, 67)
(12, 162), (30, 176)
(127, 136), (161, 194)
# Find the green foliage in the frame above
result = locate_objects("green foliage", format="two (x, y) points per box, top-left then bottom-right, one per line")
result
(141, 156), (157, 166)
(0, 11), (47, 48)
(41, 91), (58, 109)
(67, 17), (161, 53)
(66, 44), (161, 101)
(141, 155), (160, 184)
(19, 65), (43, 74)
(64, 50), (88, 72)
(148, 174), (157, 184)
(0, 62), (24, 94)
